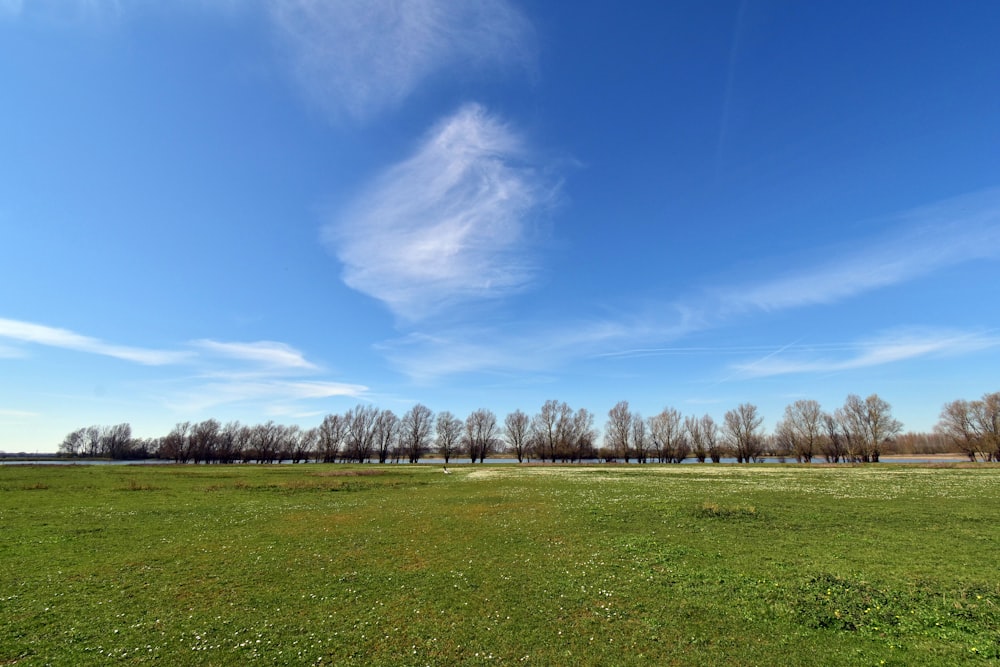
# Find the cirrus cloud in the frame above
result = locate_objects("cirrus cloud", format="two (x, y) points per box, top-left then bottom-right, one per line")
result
(728, 328), (1000, 379)
(164, 378), (368, 414)
(715, 187), (1000, 314)
(327, 103), (559, 321)
(268, 0), (535, 121)
(192, 339), (318, 372)
(0, 316), (368, 416)
(0, 317), (191, 366)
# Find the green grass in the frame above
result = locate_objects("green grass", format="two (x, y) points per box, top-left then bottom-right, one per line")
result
(1, 463), (999, 665)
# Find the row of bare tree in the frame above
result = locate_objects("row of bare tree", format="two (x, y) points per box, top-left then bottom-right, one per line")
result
(57, 391), (997, 463)
(58, 423), (145, 459)
(602, 394), (904, 464)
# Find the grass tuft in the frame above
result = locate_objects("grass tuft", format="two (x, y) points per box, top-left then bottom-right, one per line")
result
(696, 500), (759, 519)
(118, 478), (157, 491)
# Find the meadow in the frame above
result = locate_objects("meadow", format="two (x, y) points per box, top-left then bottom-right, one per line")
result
(1, 463), (998, 666)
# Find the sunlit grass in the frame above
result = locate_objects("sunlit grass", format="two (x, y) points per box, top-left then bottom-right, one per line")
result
(1, 463), (998, 665)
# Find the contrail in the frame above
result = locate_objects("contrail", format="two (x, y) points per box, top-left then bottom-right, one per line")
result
(710, 338), (801, 387)
(715, 0), (749, 181)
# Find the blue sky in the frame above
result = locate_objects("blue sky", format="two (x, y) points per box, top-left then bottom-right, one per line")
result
(2, 0), (999, 452)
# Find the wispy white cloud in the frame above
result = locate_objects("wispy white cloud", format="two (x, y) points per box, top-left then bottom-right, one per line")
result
(175, 340), (368, 411)
(0, 343), (26, 359)
(267, 0), (534, 120)
(379, 332), (513, 381)
(0, 317), (191, 365)
(165, 378), (368, 413)
(0, 317), (367, 416)
(328, 103), (558, 320)
(376, 187), (1000, 379)
(3, 1), (531, 120)
(0, 408), (40, 419)
(729, 328), (1000, 378)
(193, 339), (318, 371)
(380, 318), (647, 383)
(716, 187), (1000, 313)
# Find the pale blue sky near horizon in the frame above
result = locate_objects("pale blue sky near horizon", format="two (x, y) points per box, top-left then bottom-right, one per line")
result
(2, 0), (999, 452)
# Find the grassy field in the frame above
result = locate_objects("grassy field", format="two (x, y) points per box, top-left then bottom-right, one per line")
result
(1, 463), (998, 666)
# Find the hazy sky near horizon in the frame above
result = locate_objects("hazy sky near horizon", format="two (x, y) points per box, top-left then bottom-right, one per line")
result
(2, 0), (999, 452)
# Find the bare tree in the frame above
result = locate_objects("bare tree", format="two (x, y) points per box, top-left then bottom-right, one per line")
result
(605, 400), (633, 462)
(772, 419), (794, 462)
(60, 424), (133, 459)
(105, 424), (135, 459)
(374, 409), (399, 464)
(631, 415), (650, 463)
(648, 407), (682, 463)
(840, 394), (901, 463)
(973, 392), (1000, 460)
(553, 406), (579, 462)
(79, 425), (102, 458)
(531, 400), (572, 463)
(217, 421), (244, 464)
(161, 422), (191, 463)
(837, 406), (867, 462)
(503, 410), (531, 462)
(317, 413), (345, 463)
(275, 424), (300, 462)
(781, 399), (824, 463)
(570, 408), (598, 461)
(344, 405), (380, 463)
(436, 411), (463, 463)
(937, 392), (1000, 461)
(685, 415), (706, 462)
(58, 428), (86, 457)
(937, 399), (979, 460)
(250, 421), (282, 463)
(189, 419), (220, 464)
(238, 425), (255, 463)
(292, 427), (319, 463)
(465, 409), (499, 463)
(820, 413), (849, 462)
(724, 403), (764, 463)
(130, 437), (156, 459)
(400, 404), (434, 463)
(674, 424), (691, 463)
(702, 414), (722, 463)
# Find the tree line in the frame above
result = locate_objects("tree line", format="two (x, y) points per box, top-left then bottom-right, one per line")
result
(57, 391), (999, 464)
